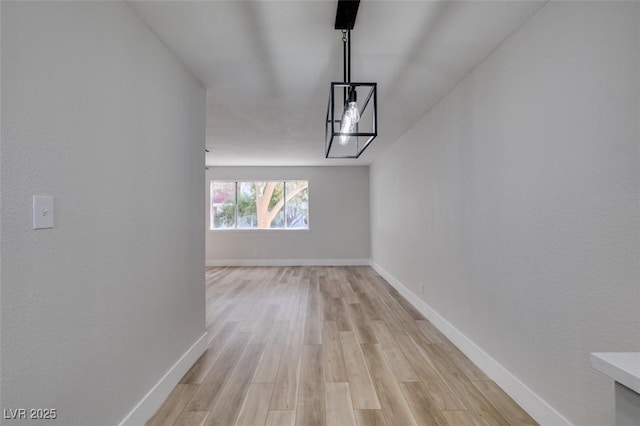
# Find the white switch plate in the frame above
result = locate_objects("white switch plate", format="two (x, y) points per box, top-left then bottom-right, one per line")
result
(33, 196), (54, 229)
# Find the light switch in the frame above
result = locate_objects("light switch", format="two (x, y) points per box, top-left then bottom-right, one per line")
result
(33, 196), (54, 229)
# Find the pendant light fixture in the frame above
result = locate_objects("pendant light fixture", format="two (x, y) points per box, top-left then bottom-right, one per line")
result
(325, 0), (377, 159)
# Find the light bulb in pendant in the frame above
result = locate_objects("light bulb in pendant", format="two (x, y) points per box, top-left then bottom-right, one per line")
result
(339, 101), (360, 146)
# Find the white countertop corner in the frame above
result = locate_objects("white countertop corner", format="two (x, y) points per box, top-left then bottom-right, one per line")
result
(591, 352), (640, 394)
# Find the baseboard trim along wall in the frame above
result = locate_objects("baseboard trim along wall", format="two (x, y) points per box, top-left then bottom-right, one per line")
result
(118, 332), (208, 426)
(206, 258), (371, 267)
(370, 261), (573, 426)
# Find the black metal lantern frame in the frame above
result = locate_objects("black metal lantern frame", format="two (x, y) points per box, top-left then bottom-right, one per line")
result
(325, 82), (377, 158)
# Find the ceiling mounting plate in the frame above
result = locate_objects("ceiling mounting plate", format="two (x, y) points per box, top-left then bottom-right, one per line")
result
(334, 0), (360, 30)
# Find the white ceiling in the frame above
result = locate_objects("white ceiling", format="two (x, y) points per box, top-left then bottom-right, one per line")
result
(128, 0), (546, 166)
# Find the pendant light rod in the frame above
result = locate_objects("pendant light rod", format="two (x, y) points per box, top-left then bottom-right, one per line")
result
(347, 30), (351, 83)
(336, 0), (358, 88)
(342, 29), (352, 106)
(343, 30), (348, 83)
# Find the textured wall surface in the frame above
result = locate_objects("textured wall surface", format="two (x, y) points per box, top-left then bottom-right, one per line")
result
(1, 3), (205, 424)
(370, 2), (640, 425)
(206, 166), (370, 263)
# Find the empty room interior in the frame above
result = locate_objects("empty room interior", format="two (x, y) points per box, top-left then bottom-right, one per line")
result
(1, 1), (639, 425)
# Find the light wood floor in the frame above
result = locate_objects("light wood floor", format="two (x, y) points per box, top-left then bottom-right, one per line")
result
(147, 266), (537, 426)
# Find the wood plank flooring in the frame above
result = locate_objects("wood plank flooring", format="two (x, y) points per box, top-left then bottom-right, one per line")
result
(147, 266), (537, 426)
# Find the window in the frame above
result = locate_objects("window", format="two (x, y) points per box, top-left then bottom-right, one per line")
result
(285, 181), (309, 229)
(211, 181), (236, 229)
(210, 181), (309, 230)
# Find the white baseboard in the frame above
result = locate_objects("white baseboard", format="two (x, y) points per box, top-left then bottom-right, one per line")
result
(118, 332), (208, 426)
(370, 261), (572, 426)
(206, 258), (371, 267)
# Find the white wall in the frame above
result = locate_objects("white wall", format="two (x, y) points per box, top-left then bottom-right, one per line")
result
(1, 2), (206, 425)
(370, 2), (640, 425)
(206, 166), (369, 264)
